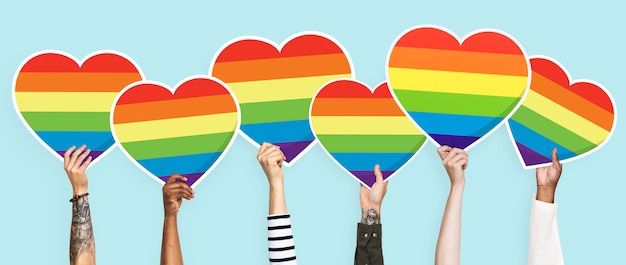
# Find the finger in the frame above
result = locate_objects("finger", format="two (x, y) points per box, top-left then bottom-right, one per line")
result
(450, 151), (469, 168)
(259, 145), (279, 160)
(257, 142), (274, 162)
(279, 146), (287, 161)
(64, 146), (76, 169)
(437, 145), (452, 159)
(177, 186), (194, 200)
(165, 181), (192, 190)
(266, 146), (286, 163)
(457, 157), (469, 170)
(174, 184), (195, 200)
(166, 174), (187, 184)
(165, 186), (193, 201)
(258, 142), (271, 156)
(78, 155), (93, 172)
(374, 164), (384, 184)
(442, 148), (463, 165)
(164, 182), (192, 193)
(67, 145), (86, 170)
(74, 149), (91, 169)
(551, 148), (561, 169)
(266, 151), (285, 165)
(68, 145), (87, 169)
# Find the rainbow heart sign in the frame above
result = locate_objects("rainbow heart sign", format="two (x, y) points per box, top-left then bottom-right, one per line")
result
(506, 56), (616, 168)
(387, 26), (530, 150)
(210, 32), (354, 165)
(13, 50), (143, 165)
(111, 76), (240, 188)
(310, 80), (427, 188)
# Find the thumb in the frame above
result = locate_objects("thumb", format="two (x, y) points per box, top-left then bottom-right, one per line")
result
(437, 145), (452, 159)
(374, 164), (384, 184)
(551, 148), (561, 168)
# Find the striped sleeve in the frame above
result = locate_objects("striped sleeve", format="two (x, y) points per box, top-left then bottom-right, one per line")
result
(268, 214), (297, 265)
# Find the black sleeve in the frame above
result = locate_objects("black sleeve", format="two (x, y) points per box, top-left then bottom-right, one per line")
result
(354, 223), (384, 265)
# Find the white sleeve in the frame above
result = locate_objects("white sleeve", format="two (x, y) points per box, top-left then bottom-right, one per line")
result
(528, 195), (564, 265)
(268, 214), (297, 265)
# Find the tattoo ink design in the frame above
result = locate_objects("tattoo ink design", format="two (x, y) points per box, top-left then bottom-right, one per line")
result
(70, 196), (93, 263)
(361, 207), (380, 225)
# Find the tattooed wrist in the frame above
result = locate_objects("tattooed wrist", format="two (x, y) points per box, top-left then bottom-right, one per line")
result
(361, 207), (380, 225)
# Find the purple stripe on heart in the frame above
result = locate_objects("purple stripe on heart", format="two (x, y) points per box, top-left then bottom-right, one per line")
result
(430, 134), (480, 149)
(274, 140), (314, 163)
(159, 172), (204, 187)
(351, 170), (394, 188)
(56, 150), (106, 160)
(516, 142), (550, 166)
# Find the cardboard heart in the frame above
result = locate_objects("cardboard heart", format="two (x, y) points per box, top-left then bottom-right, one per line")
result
(13, 50), (143, 165)
(387, 25), (530, 150)
(310, 79), (427, 188)
(210, 32), (354, 165)
(506, 56), (616, 168)
(111, 76), (240, 187)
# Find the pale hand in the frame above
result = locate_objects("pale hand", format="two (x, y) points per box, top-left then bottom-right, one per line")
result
(437, 145), (468, 186)
(63, 145), (92, 195)
(257, 142), (286, 187)
(360, 164), (388, 212)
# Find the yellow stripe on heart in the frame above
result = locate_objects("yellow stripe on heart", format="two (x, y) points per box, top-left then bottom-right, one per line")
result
(114, 112), (239, 142)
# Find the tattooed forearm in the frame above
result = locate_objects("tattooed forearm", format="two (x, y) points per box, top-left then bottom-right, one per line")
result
(361, 207), (380, 225)
(70, 196), (94, 263)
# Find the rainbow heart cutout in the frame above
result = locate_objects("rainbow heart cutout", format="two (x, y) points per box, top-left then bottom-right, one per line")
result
(210, 32), (354, 165)
(387, 26), (530, 150)
(111, 76), (240, 187)
(13, 50), (143, 165)
(310, 80), (427, 188)
(506, 56), (616, 168)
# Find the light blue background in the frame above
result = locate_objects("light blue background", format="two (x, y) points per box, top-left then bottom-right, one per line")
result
(1, 1), (623, 264)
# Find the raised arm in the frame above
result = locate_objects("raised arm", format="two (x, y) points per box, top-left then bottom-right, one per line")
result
(160, 174), (195, 265)
(435, 146), (468, 265)
(257, 143), (297, 265)
(354, 165), (388, 265)
(64, 145), (95, 265)
(528, 148), (564, 265)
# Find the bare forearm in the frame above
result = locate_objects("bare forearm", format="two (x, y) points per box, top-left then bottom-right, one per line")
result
(435, 184), (464, 265)
(70, 197), (95, 265)
(161, 216), (183, 265)
(269, 181), (287, 215)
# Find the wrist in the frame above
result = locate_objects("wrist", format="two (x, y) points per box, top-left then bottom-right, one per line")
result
(451, 179), (465, 189)
(536, 186), (556, 203)
(361, 204), (381, 214)
(164, 212), (178, 221)
(361, 206), (381, 225)
(269, 180), (285, 192)
(72, 186), (88, 195)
